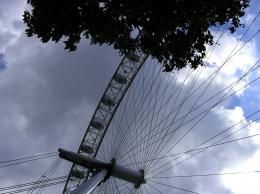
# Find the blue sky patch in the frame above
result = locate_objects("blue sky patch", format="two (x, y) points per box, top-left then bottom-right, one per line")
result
(227, 81), (260, 121)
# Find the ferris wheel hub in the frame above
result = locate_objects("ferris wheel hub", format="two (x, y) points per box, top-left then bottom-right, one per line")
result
(59, 148), (146, 189)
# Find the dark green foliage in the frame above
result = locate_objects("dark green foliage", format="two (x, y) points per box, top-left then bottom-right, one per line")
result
(23, 0), (249, 71)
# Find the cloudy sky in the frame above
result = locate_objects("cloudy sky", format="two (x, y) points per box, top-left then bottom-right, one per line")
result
(0, 1), (260, 194)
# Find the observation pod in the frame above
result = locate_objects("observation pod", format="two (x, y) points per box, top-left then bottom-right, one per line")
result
(90, 120), (104, 130)
(71, 168), (85, 179)
(101, 96), (115, 107)
(113, 74), (128, 84)
(80, 144), (94, 154)
(126, 53), (140, 62)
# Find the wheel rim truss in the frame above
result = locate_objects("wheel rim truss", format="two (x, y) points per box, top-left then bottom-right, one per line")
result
(62, 48), (148, 193)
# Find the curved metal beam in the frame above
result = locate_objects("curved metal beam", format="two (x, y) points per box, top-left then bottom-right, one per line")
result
(62, 47), (148, 193)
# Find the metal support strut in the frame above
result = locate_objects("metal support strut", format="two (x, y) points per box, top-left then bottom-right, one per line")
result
(70, 169), (108, 194)
(59, 149), (146, 193)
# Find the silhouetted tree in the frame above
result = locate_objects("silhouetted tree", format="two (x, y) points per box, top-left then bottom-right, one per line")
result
(24, 0), (250, 71)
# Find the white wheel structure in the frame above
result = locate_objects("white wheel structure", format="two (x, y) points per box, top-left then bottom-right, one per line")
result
(61, 16), (260, 194)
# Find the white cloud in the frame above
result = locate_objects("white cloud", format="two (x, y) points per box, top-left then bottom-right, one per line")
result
(156, 27), (260, 193)
(222, 150), (260, 194)
(213, 106), (245, 126)
(248, 122), (260, 144)
(204, 33), (257, 96)
(0, 0), (26, 52)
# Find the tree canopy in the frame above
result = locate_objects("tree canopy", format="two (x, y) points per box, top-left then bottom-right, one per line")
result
(23, 0), (250, 71)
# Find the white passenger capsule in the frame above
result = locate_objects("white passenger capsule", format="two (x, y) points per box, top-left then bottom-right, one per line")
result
(127, 53), (140, 62)
(90, 120), (104, 130)
(71, 168), (85, 179)
(102, 96), (115, 106)
(114, 74), (127, 84)
(81, 144), (94, 154)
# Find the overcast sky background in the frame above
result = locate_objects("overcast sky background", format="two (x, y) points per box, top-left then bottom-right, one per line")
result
(0, 1), (260, 194)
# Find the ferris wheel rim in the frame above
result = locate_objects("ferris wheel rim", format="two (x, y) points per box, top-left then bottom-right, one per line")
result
(62, 48), (149, 193)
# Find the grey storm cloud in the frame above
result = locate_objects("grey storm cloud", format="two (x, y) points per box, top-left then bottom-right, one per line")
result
(0, 19), (121, 192)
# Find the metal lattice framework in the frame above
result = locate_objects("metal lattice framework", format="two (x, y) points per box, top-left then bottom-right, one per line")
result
(62, 49), (148, 193)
